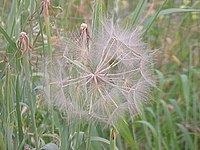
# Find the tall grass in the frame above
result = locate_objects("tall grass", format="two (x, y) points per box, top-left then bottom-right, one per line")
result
(0, 0), (200, 150)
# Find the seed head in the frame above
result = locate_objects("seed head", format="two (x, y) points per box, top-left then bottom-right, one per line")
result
(44, 20), (155, 124)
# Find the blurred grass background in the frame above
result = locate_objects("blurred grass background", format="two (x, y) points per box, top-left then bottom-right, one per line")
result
(0, 0), (200, 149)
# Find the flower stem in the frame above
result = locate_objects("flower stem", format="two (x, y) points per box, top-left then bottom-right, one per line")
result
(110, 127), (117, 150)
(86, 122), (92, 150)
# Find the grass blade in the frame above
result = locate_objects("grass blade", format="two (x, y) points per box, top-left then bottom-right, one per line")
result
(0, 26), (17, 50)
(130, 0), (147, 27)
(143, 0), (167, 34)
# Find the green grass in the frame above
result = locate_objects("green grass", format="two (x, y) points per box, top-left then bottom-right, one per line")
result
(0, 0), (200, 150)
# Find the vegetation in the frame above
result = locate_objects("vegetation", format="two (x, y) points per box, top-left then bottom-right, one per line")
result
(0, 0), (200, 150)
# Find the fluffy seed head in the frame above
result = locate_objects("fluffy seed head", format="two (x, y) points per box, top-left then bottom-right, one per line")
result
(44, 20), (155, 124)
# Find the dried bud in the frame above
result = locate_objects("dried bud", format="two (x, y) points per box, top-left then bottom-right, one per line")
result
(17, 32), (29, 54)
(40, 0), (63, 18)
(29, 0), (63, 21)
(41, 0), (51, 17)
(78, 23), (90, 64)
(80, 23), (88, 30)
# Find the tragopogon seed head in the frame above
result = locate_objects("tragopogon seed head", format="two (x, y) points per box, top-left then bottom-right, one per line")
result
(44, 20), (155, 125)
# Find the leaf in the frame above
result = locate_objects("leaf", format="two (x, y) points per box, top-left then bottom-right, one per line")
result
(70, 132), (86, 150)
(143, 0), (167, 34)
(161, 100), (179, 149)
(135, 120), (157, 137)
(91, 136), (110, 144)
(92, 0), (103, 35)
(179, 74), (190, 102)
(176, 124), (194, 150)
(169, 99), (184, 121)
(155, 69), (165, 89)
(15, 75), (24, 147)
(143, 4), (200, 34)
(0, 25), (17, 50)
(90, 136), (119, 150)
(158, 8), (200, 16)
(40, 143), (59, 150)
(145, 107), (156, 119)
(130, 0), (147, 27)
(0, 132), (6, 150)
(116, 119), (139, 150)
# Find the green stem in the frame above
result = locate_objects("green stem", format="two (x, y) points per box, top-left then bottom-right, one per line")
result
(110, 127), (116, 150)
(15, 75), (24, 149)
(28, 90), (39, 150)
(5, 65), (13, 150)
(86, 122), (92, 150)
(25, 56), (39, 149)
(44, 9), (54, 135)
(44, 16), (52, 59)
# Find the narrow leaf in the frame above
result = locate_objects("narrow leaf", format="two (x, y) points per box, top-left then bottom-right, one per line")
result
(0, 26), (17, 50)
